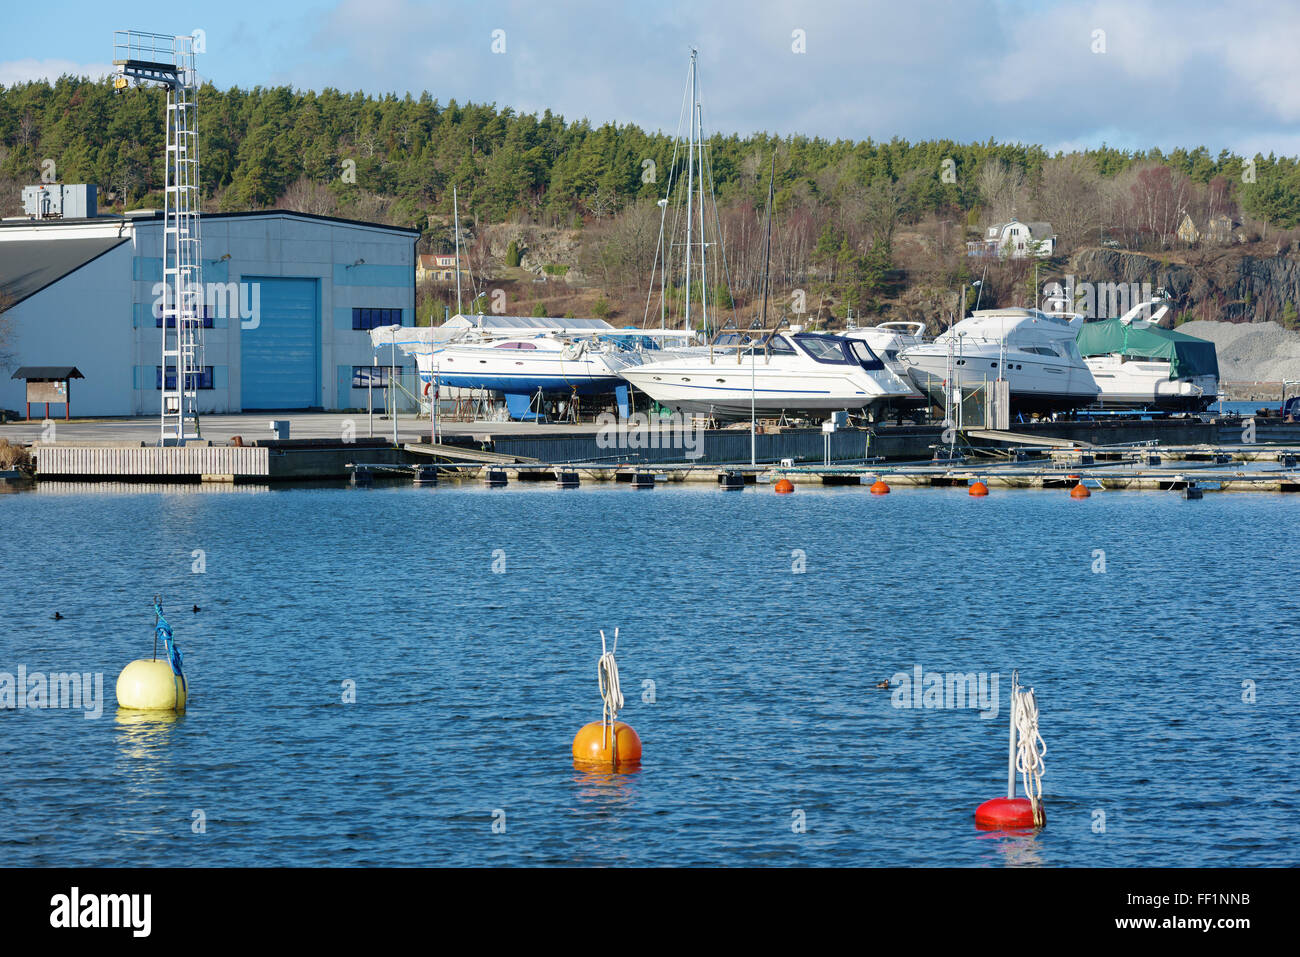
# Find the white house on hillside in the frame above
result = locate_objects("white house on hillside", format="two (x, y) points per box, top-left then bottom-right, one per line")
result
(968, 219), (1056, 259)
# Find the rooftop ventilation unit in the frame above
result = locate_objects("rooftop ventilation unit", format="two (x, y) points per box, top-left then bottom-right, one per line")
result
(21, 184), (97, 219)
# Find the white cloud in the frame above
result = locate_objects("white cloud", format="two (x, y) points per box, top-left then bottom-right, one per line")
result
(0, 58), (111, 86)
(186, 0), (1300, 156)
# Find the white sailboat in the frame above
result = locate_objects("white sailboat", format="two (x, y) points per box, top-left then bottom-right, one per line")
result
(370, 315), (693, 413)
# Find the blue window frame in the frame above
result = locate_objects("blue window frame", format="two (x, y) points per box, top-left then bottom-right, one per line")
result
(351, 366), (391, 389)
(156, 366), (215, 390)
(352, 308), (402, 330)
(156, 306), (215, 328)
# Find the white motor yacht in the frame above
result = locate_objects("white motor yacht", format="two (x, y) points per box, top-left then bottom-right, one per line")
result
(1076, 298), (1220, 411)
(898, 307), (1100, 414)
(617, 331), (919, 420)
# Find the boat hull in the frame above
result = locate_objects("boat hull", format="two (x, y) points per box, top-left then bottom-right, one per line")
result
(901, 354), (1099, 415)
(1085, 360), (1217, 412)
(909, 377), (1098, 415)
(618, 369), (892, 419)
(414, 351), (624, 396)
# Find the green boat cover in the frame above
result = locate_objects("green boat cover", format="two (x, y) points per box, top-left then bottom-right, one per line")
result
(1076, 319), (1219, 380)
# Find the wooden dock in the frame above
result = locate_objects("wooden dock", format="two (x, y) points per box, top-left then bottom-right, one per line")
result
(35, 444), (269, 478)
(32, 441), (409, 481)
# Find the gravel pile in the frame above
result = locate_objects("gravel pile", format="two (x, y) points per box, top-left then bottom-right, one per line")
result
(1177, 320), (1300, 382)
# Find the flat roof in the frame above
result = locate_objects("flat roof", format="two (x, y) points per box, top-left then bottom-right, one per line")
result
(0, 208), (419, 236)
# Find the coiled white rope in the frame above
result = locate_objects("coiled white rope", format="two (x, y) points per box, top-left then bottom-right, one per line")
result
(1013, 684), (1047, 826)
(597, 629), (623, 750)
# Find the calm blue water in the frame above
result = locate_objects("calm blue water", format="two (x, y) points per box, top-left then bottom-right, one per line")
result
(1, 480), (1296, 867)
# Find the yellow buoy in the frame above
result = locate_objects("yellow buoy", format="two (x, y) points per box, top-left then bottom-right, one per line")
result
(116, 659), (187, 711)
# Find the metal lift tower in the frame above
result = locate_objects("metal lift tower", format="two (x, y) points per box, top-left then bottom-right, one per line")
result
(113, 31), (205, 445)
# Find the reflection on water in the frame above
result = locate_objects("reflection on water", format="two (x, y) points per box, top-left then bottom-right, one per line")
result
(114, 708), (182, 761)
(571, 765), (641, 809)
(35, 481), (273, 496)
(975, 828), (1046, 867)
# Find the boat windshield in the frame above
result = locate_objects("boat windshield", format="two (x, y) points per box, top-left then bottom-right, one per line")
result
(714, 331), (751, 348)
(796, 335), (852, 364)
(847, 339), (885, 370)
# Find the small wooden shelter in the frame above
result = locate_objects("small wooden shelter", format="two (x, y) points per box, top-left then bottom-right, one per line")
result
(11, 366), (84, 420)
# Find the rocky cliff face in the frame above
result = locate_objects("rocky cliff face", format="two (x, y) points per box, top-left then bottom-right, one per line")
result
(479, 224), (586, 281)
(1069, 247), (1300, 322)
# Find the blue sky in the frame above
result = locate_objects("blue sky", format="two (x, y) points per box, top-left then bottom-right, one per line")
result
(3, 0), (1298, 157)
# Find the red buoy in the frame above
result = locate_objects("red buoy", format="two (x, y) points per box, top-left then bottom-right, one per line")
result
(974, 796), (1043, 830)
(870, 479), (890, 495)
(969, 480), (988, 497)
(1070, 482), (1091, 499)
(774, 478), (794, 494)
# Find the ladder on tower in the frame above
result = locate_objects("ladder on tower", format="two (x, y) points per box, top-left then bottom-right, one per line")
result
(114, 31), (205, 446)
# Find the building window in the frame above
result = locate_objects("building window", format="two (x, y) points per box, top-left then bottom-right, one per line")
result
(156, 366), (214, 390)
(156, 307), (215, 328)
(352, 307), (402, 330)
(352, 366), (392, 389)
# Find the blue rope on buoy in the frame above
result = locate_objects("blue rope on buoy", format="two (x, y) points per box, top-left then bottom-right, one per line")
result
(153, 599), (184, 677)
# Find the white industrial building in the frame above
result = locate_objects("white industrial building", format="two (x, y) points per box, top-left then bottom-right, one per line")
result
(0, 203), (418, 417)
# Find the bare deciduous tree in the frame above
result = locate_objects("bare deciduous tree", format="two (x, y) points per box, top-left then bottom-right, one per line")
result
(1033, 155), (1103, 252)
(584, 184), (619, 219)
(277, 176), (338, 217)
(344, 188), (394, 226)
(978, 158), (1026, 224)
(1125, 163), (1191, 248)
(863, 172), (916, 255)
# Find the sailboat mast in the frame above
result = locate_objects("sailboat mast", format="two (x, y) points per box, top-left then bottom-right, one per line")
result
(453, 185), (463, 316)
(697, 91), (708, 341)
(754, 152), (775, 466)
(683, 49), (696, 336)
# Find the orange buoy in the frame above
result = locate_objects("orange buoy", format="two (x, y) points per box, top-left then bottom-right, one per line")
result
(774, 478), (795, 494)
(870, 479), (890, 495)
(975, 797), (1043, 830)
(969, 480), (989, 497)
(572, 720), (642, 770)
(1070, 482), (1091, 498)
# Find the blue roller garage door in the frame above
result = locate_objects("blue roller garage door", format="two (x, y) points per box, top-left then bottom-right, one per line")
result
(241, 277), (319, 409)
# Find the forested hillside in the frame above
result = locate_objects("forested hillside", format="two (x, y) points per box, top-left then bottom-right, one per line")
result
(4, 76), (1300, 327)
